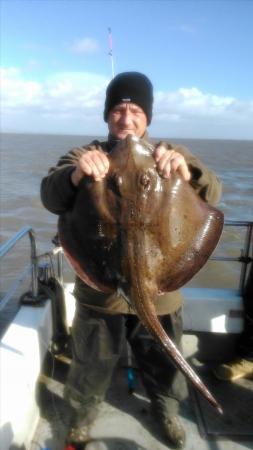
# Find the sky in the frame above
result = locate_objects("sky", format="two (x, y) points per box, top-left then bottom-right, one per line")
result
(1, 0), (253, 139)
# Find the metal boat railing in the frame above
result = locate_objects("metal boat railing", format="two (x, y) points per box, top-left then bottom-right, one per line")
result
(0, 226), (63, 312)
(211, 220), (253, 292)
(0, 220), (252, 312)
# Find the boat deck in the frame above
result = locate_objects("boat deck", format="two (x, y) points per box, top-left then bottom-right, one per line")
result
(29, 334), (253, 450)
(1, 223), (252, 450)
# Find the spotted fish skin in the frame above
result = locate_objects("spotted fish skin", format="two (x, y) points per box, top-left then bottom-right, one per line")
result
(58, 135), (224, 414)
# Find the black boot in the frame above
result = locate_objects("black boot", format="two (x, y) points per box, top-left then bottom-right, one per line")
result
(151, 397), (186, 449)
(66, 423), (91, 448)
(65, 403), (101, 449)
(161, 415), (186, 449)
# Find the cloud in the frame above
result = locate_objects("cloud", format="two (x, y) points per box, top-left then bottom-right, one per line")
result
(0, 67), (109, 134)
(1, 67), (108, 113)
(151, 87), (253, 138)
(69, 37), (99, 54)
(154, 87), (237, 118)
(1, 67), (43, 109)
(1, 66), (253, 138)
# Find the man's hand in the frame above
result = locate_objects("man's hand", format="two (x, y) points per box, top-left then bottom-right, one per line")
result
(153, 144), (191, 181)
(71, 150), (110, 186)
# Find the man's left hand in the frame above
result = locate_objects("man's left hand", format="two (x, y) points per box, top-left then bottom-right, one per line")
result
(153, 144), (191, 181)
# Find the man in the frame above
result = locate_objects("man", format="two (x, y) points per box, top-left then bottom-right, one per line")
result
(41, 72), (222, 449)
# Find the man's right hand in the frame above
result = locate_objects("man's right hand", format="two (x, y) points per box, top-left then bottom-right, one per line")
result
(71, 150), (110, 186)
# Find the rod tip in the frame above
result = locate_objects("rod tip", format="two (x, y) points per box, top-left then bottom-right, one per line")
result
(217, 404), (224, 415)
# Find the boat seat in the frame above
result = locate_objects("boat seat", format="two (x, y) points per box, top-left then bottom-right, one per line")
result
(182, 287), (243, 333)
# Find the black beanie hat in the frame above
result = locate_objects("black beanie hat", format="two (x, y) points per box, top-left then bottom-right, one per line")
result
(104, 72), (153, 125)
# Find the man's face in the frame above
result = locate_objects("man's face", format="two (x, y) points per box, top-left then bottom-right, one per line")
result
(107, 102), (148, 140)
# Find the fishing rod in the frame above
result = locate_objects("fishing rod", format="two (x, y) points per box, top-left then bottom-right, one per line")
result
(108, 27), (115, 79)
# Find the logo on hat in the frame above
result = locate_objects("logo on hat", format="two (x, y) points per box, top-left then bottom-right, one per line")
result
(121, 98), (131, 102)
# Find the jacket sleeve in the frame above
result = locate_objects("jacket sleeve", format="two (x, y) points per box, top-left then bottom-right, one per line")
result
(158, 141), (222, 206)
(40, 142), (100, 215)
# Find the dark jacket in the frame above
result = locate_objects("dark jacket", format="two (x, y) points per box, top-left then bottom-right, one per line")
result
(41, 135), (222, 315)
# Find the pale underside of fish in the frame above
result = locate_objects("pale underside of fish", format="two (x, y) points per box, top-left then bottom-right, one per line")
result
(58, 135), (224, 414)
